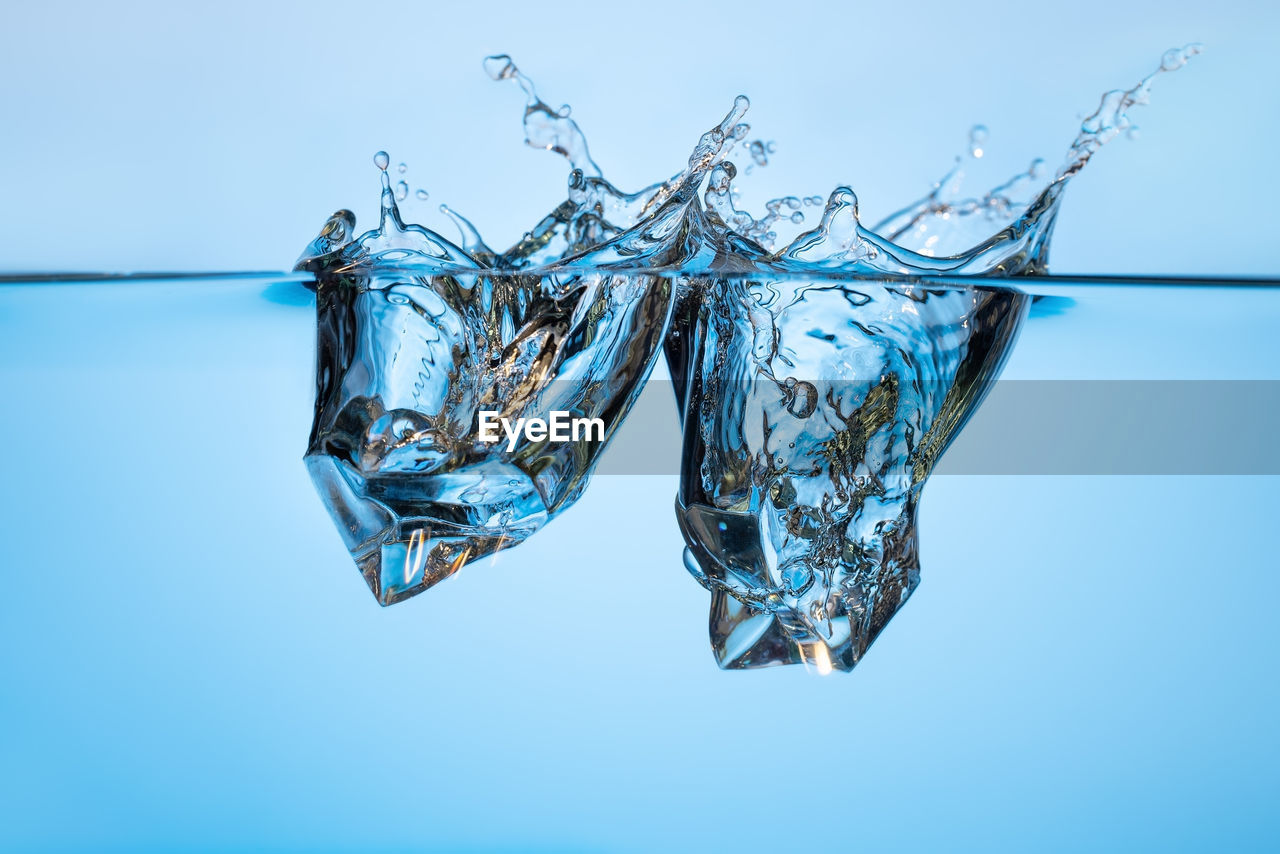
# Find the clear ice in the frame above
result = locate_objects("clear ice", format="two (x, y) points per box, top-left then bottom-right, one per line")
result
(669, 277), (1026, 670)
(298, 48), (1198, 666)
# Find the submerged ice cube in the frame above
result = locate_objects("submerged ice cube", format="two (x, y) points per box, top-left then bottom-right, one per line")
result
(667, 276), (1028, 670)
(301, 254), (672, 604)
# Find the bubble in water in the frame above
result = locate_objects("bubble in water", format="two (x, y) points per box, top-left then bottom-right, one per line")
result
(373, 151), (390, 171)
(785, 380), (818, 418)
(458, 484), (490, 504)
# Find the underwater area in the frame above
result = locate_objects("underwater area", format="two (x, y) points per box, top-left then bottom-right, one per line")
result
(3, 273), (1278, 851)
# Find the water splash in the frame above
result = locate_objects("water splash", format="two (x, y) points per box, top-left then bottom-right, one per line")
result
(1059, 44), (1201, 179)
(300, 45), (1197, 282)
(296, 48), (1199, 658)
(482, 53), (602, 178)
(869, 129), (1048, 258)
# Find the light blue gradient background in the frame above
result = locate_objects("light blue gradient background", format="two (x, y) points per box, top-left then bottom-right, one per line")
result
(2, 1), (1280, 852)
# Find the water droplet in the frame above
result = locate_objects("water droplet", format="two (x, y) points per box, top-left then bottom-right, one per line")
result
(373, 151), (389, 171)
(395, 181), (409, 201)
(969, 125), (988, 158)
(482, 54), (516, 80)
(415, 189), (429, 200)
(397, 162), (407, 174)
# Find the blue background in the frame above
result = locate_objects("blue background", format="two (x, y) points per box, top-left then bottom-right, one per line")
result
(3, 0), (1279, 277)
(2, 1), (1279, 852)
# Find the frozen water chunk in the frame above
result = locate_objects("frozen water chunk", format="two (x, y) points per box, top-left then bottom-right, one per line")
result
(667, 276), (1028, 670)
(304, 266), (672, 604)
